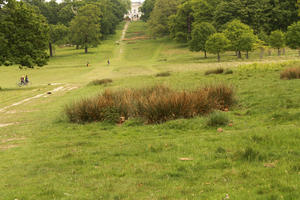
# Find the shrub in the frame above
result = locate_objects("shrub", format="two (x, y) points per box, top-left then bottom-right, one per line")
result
(65, 84), (235, 124)
(206, 111), (229, 127)
(156, 72), (171, 77)
(280, 67), (300, 80)
(205, 68), (224, 75)
(224, 69), (233, 74)
(20, 55), (34, 68)
(88, 79), (113, 86)
(4, 60), (12, 66)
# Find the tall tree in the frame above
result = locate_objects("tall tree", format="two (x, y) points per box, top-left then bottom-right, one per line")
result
(205, 33), (229, 62)
(140, 0), (156, 21)
(189, 22), (216, 58)
(269, 30), (285, 56)
(223, 20), (254, 58)
(49, 24), (69, 57)
(148, 0), (179, 37)
(0, 0), (49, 67)
(286, 22), (300, 56)
(69, 4), (101, 53)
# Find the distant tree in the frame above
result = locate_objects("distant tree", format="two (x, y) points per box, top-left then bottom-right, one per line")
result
(49, 24), (69, 57)
(148, 0), (179, 37)
(205, 33), (229, 62)
(239, 32), (257, 59)
(189, 22), (216, 58)
(0, 0), (49, 67)
(69, 4), (101, 53)
(269, 30), (285, 56)
(191, 0), (215, 23)
(168, 1), (193, 42)
(140, 0), (156, 21)
(223, 20), (254, 58)
(286, 22), (300, 56)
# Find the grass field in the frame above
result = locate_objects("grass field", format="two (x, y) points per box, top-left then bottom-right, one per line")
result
(0, 21), (300, 199)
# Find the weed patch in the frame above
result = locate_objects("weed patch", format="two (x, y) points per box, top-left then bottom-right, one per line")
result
(66, 84), (235, 124)
(280, 67), (300, 80)
(205, 68), (224, 75)
(156, 72), (171, 77)
(206, 111), (229, 127)
(88, 79), (113, 86)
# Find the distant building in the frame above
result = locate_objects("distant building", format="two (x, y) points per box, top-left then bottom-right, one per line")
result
(124, 1), (142, 21)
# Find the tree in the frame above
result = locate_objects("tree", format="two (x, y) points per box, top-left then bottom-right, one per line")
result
(168, 0), (193, 42)
(69, 4), (101, 53)
(49, 24), (69, 57)
(223, 20), (254, 58)
(205, 33), (229, 62)
(239, 32), (257, 59)
(140, 0), (156, 21)
(191, 0), (215, 23)
(0, 0), (49, 67)
(148, 0), (179, 37)
(269, 30), (285, 56)
(189, 22), (216, 58)
(286, 22), (300, 56)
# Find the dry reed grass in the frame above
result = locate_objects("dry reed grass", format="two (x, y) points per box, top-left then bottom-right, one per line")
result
(280, 67), (300, 80)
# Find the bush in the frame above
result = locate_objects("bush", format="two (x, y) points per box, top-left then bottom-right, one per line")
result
(65, 84), (235, 124)
(224, 69), (233, 74)
(20, 55), (34, 68)
(205, 68), (224, 75)
(206, 111), (229, 127)
(4, 60), (13, 66)
(88, 79), (113, 86)
(280, 67), (300, 80)
(156, 72), (171, 77)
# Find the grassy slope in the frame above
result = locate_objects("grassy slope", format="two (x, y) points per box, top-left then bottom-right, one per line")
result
(0, 21), (300, 199)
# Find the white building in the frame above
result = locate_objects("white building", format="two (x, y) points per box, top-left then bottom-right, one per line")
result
(125, 1), (142, 21)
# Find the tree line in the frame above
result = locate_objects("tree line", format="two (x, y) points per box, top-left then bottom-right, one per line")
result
(0, 0), (130, 67)
(141, 0), (300, 61)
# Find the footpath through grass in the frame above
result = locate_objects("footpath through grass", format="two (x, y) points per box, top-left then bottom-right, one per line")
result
(0, 21), (300, 199)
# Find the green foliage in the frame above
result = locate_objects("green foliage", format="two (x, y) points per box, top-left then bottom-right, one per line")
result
(148, 0), (179, 37)
(269, 30), (285, 55)
(286, 22), (300, 51)
(205, 33), (229, 62)
(191, 0), (215, 23)
(224, 20), (256, 57)
(70, 4), (101, 53)
(189, 22), (216, 57)
(206, 111), (229, 127)
(0, 0), (49, 67)
(140, 0), (156, 21)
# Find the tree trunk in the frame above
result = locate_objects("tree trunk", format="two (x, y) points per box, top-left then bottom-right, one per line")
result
(238, 51), (242, 58)
(85, 46), (88, 53)
(246, 51), (249, 59)
(204, 51), (207, 58)
(282, 48), (285, 55)
(76, 45), (79, 49)
(278, 48), (281, 56)
(268, 49), (271, 56)
(49, 42), (53, 57)
(217, 52), (220, 62)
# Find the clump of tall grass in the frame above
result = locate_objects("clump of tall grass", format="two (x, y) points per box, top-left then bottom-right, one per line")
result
(88, 79), (113, 86)
(206, 111), (229, 127)
(65, 84), (235, 124)
(156, 72), (171, 77)
(280, 67), (300, 80)
(205, 68), (224, 75)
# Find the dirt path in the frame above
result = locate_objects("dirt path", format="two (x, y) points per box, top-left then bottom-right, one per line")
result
(119, 21), (130, 56)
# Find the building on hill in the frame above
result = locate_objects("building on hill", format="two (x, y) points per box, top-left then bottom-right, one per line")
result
(124, 1), (142, 21)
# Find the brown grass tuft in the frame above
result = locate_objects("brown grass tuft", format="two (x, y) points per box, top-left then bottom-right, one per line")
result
(65, 84), (235, 124)
(280, 67), (300, 80)
(205, 68), (224, 75)
(88, 79), (113, 86)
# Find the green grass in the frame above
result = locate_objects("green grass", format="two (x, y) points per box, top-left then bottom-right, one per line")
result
(0, 21), (300, 199)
